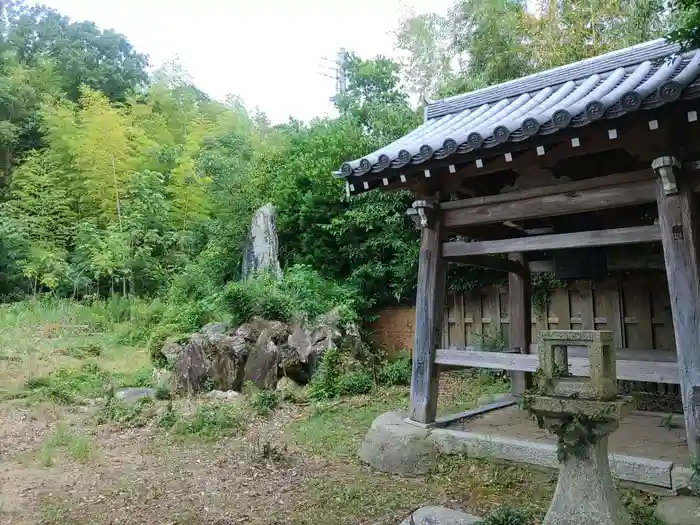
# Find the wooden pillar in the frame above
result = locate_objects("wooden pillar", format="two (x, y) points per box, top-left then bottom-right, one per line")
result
(410, 200), (447, 424)
(653, 156), (700, 460)
(509, 253), (531, 396)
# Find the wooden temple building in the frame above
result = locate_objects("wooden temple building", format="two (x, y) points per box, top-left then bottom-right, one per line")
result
(335, 39), (700, 490)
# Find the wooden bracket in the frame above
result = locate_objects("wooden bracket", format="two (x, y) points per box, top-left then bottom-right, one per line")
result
(652, 156), (681, 195)
(408, 200), (438, 229)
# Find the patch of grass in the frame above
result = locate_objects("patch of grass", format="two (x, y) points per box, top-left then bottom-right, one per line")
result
(428, 455), (553, 519)
(39, 422), (93, 466)
(39, 500), (72, 525)
(438, 371), (510, 415)
(292, 372), (509, 460)
(20, 363), (111, 404)
(303, 472), (428, 524)
(162, 402), (246, 441)
(474, 505), (532, 525)
(291, 388), (407, 458)
(97, 397), (157, 428)
(57, 343), (103, 359)
(113, 365), (154, 389)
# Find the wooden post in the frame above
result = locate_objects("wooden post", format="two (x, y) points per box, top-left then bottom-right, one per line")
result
(410, 200), (446, 424)
(509, 253), (531, 396)
(653, 156), (700, 460)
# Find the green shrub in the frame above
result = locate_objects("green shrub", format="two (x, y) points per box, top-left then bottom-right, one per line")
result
(308, 348), (343, 400)
(113, 298), (166, 344)
(155, 386), (171, 400)
(278, 264), (358, 323)
(218, 277), (294, 325)
(157, 401), (177, 428)
(475, 506), (531, 525)
(249, 389), (280, 415)
(337, 371), (373, 396)
(218, 281), (254, 325)
(308, 349), (375, 399)
(147, 324), (182, 368)
(378, 354), (412, 386)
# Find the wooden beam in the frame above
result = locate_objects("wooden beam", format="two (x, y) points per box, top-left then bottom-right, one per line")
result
(509, 253), (531, 396)
(654, 156), (700, 460)
(440, 170), (653, 211)
(447, 254), (526, 274)
(443, 176), (656, 228)
(435, 349), (679, 384)
(528, 251), (666, 272)
(410, 205), (447, 424)
(442, 225), (661, 257)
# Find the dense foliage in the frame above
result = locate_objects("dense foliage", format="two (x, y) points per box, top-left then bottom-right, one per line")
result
(0, 0), (693, 328)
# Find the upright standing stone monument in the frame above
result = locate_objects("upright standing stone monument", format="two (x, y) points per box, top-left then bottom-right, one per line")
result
(241, 203), (282, 281)
(524, 330), (633, 525)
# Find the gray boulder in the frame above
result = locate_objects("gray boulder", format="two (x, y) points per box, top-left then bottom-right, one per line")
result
(359, 411), (439, 477)
(201, 322), (229, 336)
(151, 368), (173, 390)
(276, 376), (304, 401)
(655, 496), (700, 525)
(237, 317), (289, 345)
(399, 506), (481, 525)
(115, 388), (156, 404)
(243, 330), (280, 389)
(343, 321), (365, 359)
(241, 203), (282, 281)
(278, 343), (307, 383)
(161, 337), (186, 367)
(173, 329), (249, 394)
(287, 309), (346, 373)
(207, 390), (241, 402)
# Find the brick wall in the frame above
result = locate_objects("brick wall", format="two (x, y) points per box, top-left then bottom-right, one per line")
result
(367, 306), (415, 353)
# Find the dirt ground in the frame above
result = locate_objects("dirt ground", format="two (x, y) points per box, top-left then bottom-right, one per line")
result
(0, 302), (661, 525)
(0, 395), (523, 525)
(0, 401), (330, 525)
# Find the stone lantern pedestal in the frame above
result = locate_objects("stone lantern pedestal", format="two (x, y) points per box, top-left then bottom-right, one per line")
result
(524, 330), (634, 525)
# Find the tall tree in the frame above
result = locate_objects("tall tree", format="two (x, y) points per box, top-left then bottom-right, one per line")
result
(397, 0), (668, 98)
(6, 3), (149, 102)
(668, 0), (700, 48)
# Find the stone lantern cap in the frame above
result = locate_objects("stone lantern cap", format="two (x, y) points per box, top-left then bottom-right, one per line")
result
(527, 330), (634, 422)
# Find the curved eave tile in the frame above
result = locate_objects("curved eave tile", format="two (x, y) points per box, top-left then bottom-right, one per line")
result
(336, 43), (700, 179)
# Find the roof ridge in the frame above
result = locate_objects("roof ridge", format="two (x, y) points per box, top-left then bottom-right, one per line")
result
(426, 39), (680, 120)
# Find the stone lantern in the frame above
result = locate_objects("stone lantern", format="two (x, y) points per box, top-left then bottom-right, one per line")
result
(524, 330), (634, 525)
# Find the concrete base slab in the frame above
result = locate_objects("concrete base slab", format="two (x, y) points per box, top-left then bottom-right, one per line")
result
(360, 407), (687, 492)
(430, 427), (673, 488)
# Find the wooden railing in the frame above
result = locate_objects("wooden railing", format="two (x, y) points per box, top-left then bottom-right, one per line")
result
(435, 348), (679, 385)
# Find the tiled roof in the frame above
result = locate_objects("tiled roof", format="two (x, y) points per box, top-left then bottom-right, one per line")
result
(336, 39), (700, 179)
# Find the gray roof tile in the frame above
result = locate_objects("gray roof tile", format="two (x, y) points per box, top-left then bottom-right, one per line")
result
(337, 39), (700, 179)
